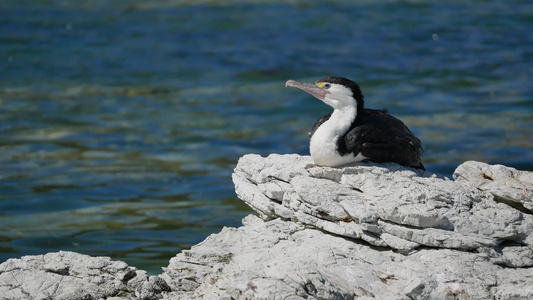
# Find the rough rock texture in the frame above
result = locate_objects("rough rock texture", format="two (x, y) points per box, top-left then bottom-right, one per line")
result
(161, 215), (533, 300)
(161, 154), (533, 299)
(454, 160), (533, 211)
(0, 251), (170, 300)
(232, 154), (533, 263)
(1, 154), (533, 300)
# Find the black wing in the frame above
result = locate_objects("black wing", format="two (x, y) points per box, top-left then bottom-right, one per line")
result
(341, 109), (425, 170)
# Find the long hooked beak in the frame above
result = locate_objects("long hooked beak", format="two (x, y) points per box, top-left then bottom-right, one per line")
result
(285, 79), (328, 101)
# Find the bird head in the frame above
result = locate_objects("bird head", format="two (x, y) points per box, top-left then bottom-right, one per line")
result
(286, 76), (364, 112)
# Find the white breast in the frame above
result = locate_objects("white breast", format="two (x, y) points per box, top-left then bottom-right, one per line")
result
(309, 108), (367, 167)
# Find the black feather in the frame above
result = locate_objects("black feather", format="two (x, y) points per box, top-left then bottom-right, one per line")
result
(310, 109), (425, 170)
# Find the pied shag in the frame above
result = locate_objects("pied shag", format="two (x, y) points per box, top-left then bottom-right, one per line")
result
(286, 76), (425, 170)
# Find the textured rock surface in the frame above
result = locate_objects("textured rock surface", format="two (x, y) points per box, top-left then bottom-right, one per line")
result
(0, 251), (169, 300)
(1, 154), (533, 299)
(160, 154), (533, 299)
(454, 160), (533, 211)
(161, 215), (533, 300)
(232, 154), (533, 262)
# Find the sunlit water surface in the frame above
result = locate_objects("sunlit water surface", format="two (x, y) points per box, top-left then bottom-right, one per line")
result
(1, 0), (532, 274)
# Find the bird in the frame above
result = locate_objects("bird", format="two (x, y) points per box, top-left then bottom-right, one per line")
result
(285, 76), (425, 170)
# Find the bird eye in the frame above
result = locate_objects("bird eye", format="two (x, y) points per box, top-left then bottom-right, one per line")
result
(316, 82), (332, 89)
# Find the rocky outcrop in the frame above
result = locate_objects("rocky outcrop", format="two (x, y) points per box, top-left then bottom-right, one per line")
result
(0, 251), (169, 300)
(160, 215), (533, 299)
(1, 154), (532, 299)
(231, 155), (533, 265)
(159, 154), (533, 299)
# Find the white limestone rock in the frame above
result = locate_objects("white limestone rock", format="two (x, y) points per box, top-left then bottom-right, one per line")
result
(0, 251), (169, 300)
(454, 160), (533, 211)
(161, 215), (533, 300)
(2, 154), (532, 300)
(159, 154), (533, 299)
(232, 154), (533, 261)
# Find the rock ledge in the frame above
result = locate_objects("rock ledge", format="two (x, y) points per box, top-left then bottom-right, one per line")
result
(1, 154), (533, 299)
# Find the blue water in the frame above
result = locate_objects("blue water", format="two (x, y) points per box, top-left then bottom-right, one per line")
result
(1, 1), (532, 274)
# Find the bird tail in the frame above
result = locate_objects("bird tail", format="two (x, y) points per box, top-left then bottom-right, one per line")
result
(413, 162), (426, 171)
